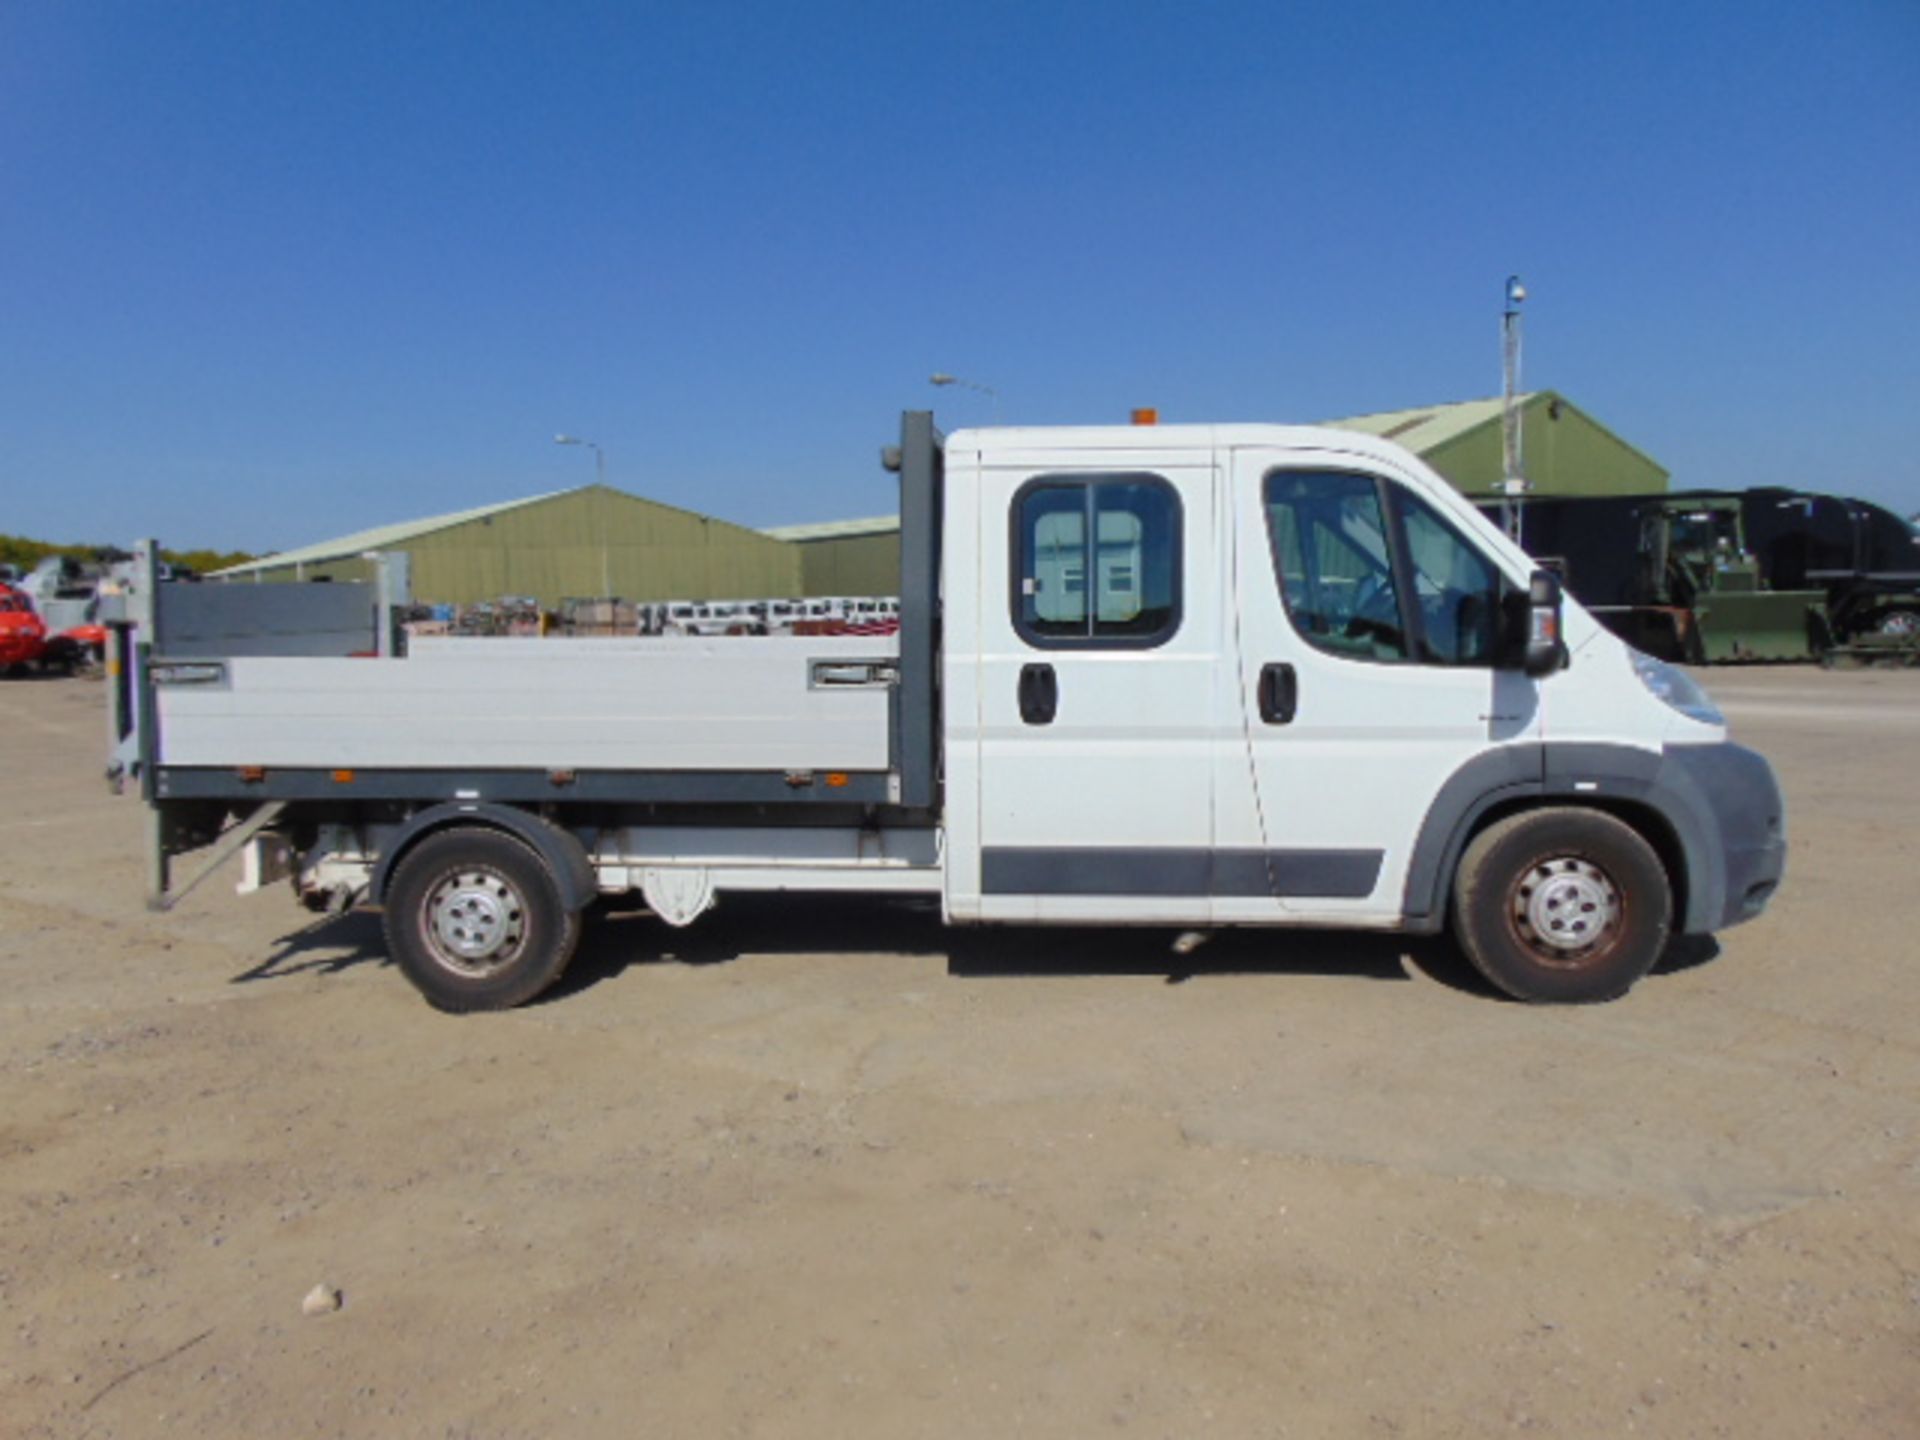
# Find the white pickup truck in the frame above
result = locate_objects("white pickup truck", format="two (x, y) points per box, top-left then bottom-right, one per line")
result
(107, 411), (1785, 1010)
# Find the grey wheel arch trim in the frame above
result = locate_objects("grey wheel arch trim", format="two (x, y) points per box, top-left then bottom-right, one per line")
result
(1400, 744), (1545, 934)
(369, 804), (598, 912)
(1402, 741), (1779, 937)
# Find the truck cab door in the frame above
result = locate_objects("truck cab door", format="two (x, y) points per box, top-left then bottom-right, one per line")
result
(951, 450), (1228, 923)
(1226, 447), (1542, 923)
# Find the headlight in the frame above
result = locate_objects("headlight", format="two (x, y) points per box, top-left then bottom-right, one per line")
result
(1630, 650), (1724, 726)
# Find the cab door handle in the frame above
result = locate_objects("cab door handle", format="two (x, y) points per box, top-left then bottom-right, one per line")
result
(1018, 663), (1058, 725)
(1258, 663), (1297, 725)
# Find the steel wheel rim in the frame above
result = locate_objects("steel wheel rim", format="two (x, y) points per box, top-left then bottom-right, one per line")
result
(1879, 610), (1919, 638)
(1508, 854), (1623, 968)
(420, 867), (529, 978)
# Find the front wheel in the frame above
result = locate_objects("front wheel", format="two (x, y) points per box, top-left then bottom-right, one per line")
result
(383, 828), (581, 1012)
(1452, 809), (1672, 1004)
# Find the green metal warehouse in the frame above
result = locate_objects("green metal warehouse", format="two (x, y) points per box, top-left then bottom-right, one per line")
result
(216, 394), (1662, 604)
(1326, 391), (1668, 498)
(764, 391), (1669, 595)
(759, 516), (903, 597)
(213, 485), (800, 608)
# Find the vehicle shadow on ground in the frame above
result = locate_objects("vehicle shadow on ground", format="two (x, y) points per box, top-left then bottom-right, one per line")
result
(543, 893), (1491, 1003)
(231, 895), (1721, 1004)
(1652, 933), (1721, 977)
(230, 910), (392, 985)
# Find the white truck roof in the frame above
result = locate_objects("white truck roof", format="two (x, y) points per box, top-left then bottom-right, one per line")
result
(948, 423), (1427, 467)
(946, 422), (1533, 575)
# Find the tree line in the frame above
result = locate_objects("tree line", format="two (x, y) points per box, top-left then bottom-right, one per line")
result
(0, 533), (256, 577)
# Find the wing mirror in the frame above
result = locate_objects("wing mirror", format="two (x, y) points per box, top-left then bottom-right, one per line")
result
(1503, 568), (1567, 677)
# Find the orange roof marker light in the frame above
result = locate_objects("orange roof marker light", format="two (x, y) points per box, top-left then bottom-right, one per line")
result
(1131, 407), (1159, 426)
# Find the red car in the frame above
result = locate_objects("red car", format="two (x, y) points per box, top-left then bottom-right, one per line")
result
(0, 583), (49, 671)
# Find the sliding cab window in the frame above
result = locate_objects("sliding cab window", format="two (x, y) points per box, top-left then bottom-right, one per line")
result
(1015, 475), (1181, 647)
(1264, 471), (1500, 666)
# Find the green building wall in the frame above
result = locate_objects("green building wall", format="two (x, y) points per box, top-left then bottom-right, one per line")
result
(794, 532), (902, 595)
(1421, 394), (1668, 498)
(237, 487), (800, 607)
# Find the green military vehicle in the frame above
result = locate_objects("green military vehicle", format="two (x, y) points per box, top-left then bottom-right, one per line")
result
(1487, 488), (1920, 664)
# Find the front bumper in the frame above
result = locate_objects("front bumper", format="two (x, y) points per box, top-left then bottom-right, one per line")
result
(1658, 742), (1787, 932)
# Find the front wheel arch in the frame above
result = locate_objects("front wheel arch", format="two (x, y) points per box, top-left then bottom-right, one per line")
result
(1405, 752), (1702, 936)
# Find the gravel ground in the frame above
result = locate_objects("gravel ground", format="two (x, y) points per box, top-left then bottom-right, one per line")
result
(1, 666), (1916, 1438)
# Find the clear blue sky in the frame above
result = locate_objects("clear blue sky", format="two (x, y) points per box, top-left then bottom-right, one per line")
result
(2, 0), (1916, 553)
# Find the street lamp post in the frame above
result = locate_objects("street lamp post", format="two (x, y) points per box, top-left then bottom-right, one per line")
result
(555, 434), (611, 600)
(929, 372), (1000, 424)
(554, 433), (605, 485)
(1500, 276), (1527, 543)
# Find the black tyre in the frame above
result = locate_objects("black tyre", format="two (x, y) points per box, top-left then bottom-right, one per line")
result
(1452, 808), (1672, 1004)
(1875, 608), (1920, 639)
(382, 828), (581, 1012)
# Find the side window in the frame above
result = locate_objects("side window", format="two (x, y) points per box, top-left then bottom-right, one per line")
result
(1264, 471), (1410, 662)
(1015, 474), (1181, 647)
(1399, 491), (1501, 666)
(1264, 470), (1505, 667)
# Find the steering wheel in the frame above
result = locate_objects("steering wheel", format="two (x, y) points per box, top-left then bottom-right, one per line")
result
(1343, 573), (1400, 642)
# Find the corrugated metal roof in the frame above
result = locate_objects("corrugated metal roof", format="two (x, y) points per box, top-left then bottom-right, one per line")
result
(761, 515), (902, 542)
(1322, 395), (1532, 452)
(212, 488), (579, 576)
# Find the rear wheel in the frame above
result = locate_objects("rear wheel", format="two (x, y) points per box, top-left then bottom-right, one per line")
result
(1875, 608), (1920, 639)
(383, 829), (580, 1012)
(1452, 808), (1671, 1004)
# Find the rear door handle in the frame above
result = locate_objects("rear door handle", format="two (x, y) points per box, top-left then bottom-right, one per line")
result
(1018, 662), (1058, 725)
(1258, 662), (1297, 725)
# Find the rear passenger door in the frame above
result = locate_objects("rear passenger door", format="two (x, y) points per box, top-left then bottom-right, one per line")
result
(969, 456), (1225, 922)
